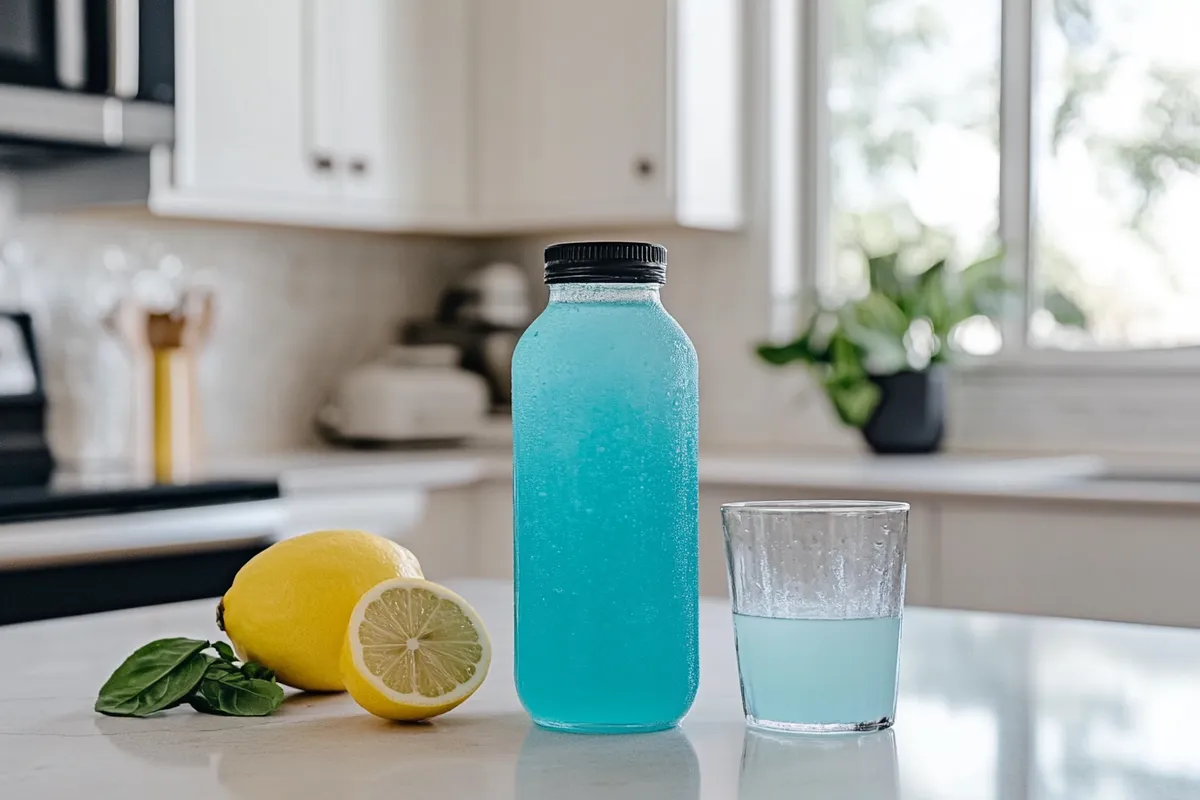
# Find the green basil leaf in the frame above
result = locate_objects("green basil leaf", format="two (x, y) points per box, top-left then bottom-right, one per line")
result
(186, 692), (221, 715)
(201, 656), (241, 678)
(192, 670), (285, 717)
(212, 641), (238, 663)
(240, 662), (276, 682)
(95, 638), (210, 717)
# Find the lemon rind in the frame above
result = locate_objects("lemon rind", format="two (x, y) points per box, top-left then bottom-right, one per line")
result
(346, 577), (492, 708)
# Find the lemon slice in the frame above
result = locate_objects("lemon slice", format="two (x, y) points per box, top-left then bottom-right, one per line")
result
(340, 578), (491, 720)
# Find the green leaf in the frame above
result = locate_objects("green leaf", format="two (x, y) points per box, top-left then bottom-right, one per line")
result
(186, 692), (221, 715)
(924, 287), (954, 337)
(1044, 289), (1088, 329)
(837, 298), (907, 374)
(850, 292), (910, 337)
(959, 251), (1005, 290)
(915, 258), (947, 292)
(867, 252), (903, 297)
(212, 641), (238, 663)
(240, 662), (276, 682)
(828, 331), (866, 382)
(823, 376), (881, 428)
(95, 638), (210, 717)
(756, 335), (814, 366)
(191, 669), (285, 717)
(756, 310), (842, 368)
(843, 326), (909, 375)
(200, 655), (240, 677)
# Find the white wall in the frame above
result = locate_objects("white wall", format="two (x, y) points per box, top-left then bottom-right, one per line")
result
(0, 208), (477, 460)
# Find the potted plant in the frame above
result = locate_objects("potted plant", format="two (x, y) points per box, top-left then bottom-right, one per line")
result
(757, 248), (1030, 454)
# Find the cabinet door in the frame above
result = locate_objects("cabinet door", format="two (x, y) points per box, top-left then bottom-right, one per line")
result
(308, 0), (346, 183)
(940, 503), (1200, 627)
(477, 0), (671, 226)
(338, 0), (470, 222)
(172, 0), (329, 200)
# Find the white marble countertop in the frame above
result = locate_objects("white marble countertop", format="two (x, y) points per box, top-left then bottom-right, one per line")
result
(218, 445), (1100, 494)
(209, 446), (513, 494)
(2, 579), (1199, 798)
(218, 445), (1200, 508)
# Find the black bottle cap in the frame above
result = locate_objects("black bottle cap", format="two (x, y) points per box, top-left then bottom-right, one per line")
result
(543, 241), (667, 285)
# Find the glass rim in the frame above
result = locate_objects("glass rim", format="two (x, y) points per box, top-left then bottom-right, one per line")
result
(720, 499), (909, 514)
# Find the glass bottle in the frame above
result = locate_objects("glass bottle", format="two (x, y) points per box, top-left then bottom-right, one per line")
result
(512, 241), (699, 733)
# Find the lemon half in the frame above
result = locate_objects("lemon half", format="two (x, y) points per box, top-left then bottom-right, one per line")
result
(341, 578), (491, 721)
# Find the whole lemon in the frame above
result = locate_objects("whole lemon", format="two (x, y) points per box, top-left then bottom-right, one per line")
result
(218, 529), (423, 691)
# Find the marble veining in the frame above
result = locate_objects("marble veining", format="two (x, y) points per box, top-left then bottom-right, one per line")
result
(2, 579), (1199, 798)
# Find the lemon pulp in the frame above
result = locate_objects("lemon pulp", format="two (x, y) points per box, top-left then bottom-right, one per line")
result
(342, 578), (491, 720)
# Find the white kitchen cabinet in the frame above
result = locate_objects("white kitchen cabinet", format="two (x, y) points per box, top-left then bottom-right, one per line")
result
(165, 0), (327, 204)
(474, 480), (514, 579)
(153, 0), (470, 230)
(939, 502), (1200, 628)
(476, 0), (743, 231)
(327, 0), (470, 224)
(154, 0), (739, 233)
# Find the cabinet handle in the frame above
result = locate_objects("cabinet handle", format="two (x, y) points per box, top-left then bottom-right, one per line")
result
(634, 157), (656, 179)
(349, 158), (369, 175)
(312, 153), (335, 172)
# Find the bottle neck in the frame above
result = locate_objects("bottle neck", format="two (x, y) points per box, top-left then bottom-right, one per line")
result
(547, 283), (662, 304)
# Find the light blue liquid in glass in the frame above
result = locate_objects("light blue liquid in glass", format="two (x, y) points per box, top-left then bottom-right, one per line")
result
(512, 283), (699, 733)
(733, 613), (902, 729)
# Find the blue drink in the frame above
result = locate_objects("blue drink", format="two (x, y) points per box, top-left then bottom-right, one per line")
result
(513, 242), (699, 733)
(722, 500), (909, 733)
(733, 614), (902, 729)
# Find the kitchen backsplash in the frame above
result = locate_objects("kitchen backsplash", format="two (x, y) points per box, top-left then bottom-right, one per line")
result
(0, 203), (852, 460)
(1, 209), (476, 461)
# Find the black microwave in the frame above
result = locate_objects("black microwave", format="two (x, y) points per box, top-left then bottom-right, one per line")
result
(0, 0), (173, 103)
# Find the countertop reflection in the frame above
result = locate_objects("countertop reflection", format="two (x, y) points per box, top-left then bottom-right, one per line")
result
(2, 579), (1199, 799)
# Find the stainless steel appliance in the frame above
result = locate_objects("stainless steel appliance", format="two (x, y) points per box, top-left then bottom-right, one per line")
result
(0, 473), (283, 624)
(0, 0), (175, 164)
(0, 0), (174, 100)
(0, 311), (55, 487)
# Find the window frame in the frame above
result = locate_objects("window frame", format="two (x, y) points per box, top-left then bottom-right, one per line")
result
(783, 0), (1200, 373)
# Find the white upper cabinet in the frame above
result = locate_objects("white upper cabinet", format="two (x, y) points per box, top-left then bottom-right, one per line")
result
(329, 0), (471, 224)
(166, 0), (327, 204)
(477, 0), (743, 231)
(154, 0), (471, 230)
(153, 0), (741, 233)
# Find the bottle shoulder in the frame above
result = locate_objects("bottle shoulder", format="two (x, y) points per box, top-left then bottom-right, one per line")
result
(515, 301), (695, 365)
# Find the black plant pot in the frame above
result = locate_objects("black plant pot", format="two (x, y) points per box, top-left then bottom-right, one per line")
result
(860, 367), (945, 455)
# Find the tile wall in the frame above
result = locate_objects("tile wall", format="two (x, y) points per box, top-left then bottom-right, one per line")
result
(0, 208), (477, 461)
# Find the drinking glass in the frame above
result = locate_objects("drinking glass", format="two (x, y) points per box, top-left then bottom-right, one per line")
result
(722, 501), (909, 734)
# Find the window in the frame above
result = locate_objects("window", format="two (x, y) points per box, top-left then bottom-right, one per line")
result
(1034, 0), (1200, 350)
(828, 0), (1000, 304)
(778, 0), (1200, 356)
